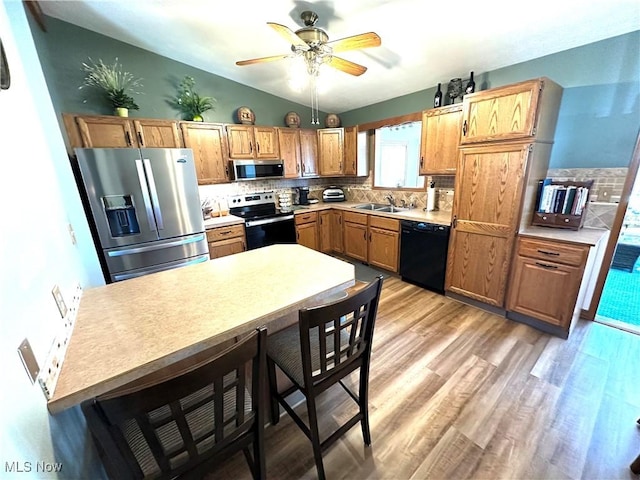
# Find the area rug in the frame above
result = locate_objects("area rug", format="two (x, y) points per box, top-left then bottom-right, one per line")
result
(596, 262), (640, 328)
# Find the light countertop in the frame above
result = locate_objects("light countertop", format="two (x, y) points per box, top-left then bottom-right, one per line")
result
(288, 201), (453, 226)
(48, 244), (354, 414)
(518, 226), (609, 246)
(203, 214), (244, 229)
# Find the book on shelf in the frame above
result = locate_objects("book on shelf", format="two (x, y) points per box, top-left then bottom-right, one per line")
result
(535, 181), (590, 216)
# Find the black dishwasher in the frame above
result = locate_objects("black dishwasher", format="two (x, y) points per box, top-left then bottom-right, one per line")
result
(399, 220), (450, 293)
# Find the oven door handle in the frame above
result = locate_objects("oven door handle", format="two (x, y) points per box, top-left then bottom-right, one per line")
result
(245, 214), (294, 227)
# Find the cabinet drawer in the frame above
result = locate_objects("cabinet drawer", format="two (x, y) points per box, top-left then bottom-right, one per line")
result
(369, 215), (399, 231)
(206, 224), (245, 242)
(294, 211), (318, 225)
(343, 211), (368, 225)
(518, 237), (588, 267)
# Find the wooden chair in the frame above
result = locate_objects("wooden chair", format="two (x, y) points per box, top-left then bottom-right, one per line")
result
(81, 327), (267, 480)
(267, 276), (384, 479)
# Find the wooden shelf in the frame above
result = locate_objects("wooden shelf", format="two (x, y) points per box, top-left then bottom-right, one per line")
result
(531, 180), (593, 231)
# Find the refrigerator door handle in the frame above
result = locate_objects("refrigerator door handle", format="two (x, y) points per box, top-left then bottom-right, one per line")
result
(135, 159), (157, 231)
(106, 233), (206, 257)
(143, 158), (164, 230)
(112, 254), (209, 282)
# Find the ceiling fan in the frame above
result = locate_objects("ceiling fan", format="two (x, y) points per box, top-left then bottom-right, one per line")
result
(235, 10), (381, 77)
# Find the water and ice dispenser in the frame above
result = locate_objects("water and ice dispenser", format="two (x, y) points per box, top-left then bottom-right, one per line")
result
(102, 195), (140, 237)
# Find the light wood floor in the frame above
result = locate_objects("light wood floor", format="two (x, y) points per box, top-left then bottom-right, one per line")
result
(211, 277), (640, 479)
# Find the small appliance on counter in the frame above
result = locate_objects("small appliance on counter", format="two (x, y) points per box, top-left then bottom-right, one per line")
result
(294, 186), (310, 205)
(322, 186), (345, 202)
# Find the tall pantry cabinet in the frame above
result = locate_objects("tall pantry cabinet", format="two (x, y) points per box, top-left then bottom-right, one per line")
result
(445, 78), (563, 307)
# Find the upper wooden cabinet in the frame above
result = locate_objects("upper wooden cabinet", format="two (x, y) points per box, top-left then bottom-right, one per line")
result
(227, 125), (280, 159)
(460, 77), (563, 145)
(343, 126), (358, 176)
(299, 129), (319, 177)
(419, 105), (463, 174)
(180, 122), (230, 185)
(318, 128), (344, 176)
(63, 114), (182, 149)
(277, 128), (302, 178)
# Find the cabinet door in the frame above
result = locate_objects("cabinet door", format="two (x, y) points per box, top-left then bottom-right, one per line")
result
(318, 128), (344, 176)
(506, 256), (583, 328)
(369, 227), (399, 273)
(419, 105), (462, 174)
(343, 126), (358, 176)
(330, 210), (344, 253)
(460, 79), (542, 145)
(253, 127), (280, 159)
(180, 122), (230, 184)
(227, 125), (255, 158)
(344, 221), (368, 262)
(296, 222), (318, 250)
(208, 237), (246, 259)
(318, 210), (332, 253)
(132, 119), (182, 148)
(445, 143), (530, 307)
(300, 129), (319, 177)
(75, 115), (136, 147)
(277, 128), (301, 178)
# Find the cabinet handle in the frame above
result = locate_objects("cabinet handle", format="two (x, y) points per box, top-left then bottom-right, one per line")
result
(452, 215), (457, 228)
(137, 131), (144, 146)
(256, 142), (260, 153)
(462, 120), (468, 136)
(297, 231), (300, 241)
(249, 142), (253, 153)
(339, 161), (342, 171)
(535, 262), (558, 269)
(302, 163), (306, 174)
(369, 233), (372, 242)
(296, 163), (300, 173)
(420, 156), (424, 168)
(537, 249), (560, 256)
(352, 161), (356, 170)
(220, 230), (232, 235)
(242, 241), (246, 250)
(363, 231), (366, 240)
(125, 131), (132, 146)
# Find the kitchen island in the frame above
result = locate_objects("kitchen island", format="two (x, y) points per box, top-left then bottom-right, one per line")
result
(48, 244), (355, 414)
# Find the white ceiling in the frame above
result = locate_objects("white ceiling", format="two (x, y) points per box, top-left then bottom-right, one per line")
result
(39, 0), (640, 114)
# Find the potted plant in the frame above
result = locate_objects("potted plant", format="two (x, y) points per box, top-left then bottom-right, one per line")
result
(80, 58), (143, 117)
(172, 75), (216, 121)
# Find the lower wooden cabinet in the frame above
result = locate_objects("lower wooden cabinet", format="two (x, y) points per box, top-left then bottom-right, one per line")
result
(368, 216), (400, 273)
(506, 237), (589, 332)
(330, 210), (344, 253)
(206, 224), (246, 259)
(343, 211), (368, 262)
(318, 211), (332, 253)
(295, 212), (318, 250)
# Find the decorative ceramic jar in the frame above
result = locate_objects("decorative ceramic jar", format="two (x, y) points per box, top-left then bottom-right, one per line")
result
(115, 107), (129, 117)
(237, 106), (255, 125)
(324, 113), (341, 128)
(285, 111), (301, 128)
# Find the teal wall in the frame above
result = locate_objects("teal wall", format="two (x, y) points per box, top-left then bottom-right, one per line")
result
(33, 16), (639, 169)
(31, 16), (325, 130)
(341, 31), (640, 169)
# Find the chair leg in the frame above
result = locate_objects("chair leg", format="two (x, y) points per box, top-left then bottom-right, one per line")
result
(305, 394), (326, 480)
(359, 367), (372, 446)
(266, 357), (280, 425)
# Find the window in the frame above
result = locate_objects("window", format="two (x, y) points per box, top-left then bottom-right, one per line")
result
(373, 121), (424, 189)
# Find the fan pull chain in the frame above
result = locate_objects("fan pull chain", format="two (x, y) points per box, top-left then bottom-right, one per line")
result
(310, 74), (320, 125)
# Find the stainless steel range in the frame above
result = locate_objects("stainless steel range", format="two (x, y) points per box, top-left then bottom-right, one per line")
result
(228, 192), (296, 249)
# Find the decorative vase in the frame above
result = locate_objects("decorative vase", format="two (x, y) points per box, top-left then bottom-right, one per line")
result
(115, 107), (129, 117)
(192, 114), (203, 122)
(285, 111), (301, 128)
(446, 78), (462, 105)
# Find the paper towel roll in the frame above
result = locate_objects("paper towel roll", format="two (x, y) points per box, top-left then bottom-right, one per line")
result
(426, 182), (436, 211)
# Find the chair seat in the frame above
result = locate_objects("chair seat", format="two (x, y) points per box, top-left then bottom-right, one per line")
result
(268, 324), (349, 387)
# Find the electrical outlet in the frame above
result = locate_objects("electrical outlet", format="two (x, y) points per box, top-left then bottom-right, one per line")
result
(51, 285), (67, 318)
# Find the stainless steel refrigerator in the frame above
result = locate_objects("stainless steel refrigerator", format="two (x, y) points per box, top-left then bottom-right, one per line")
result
(75, 148), (209, 282)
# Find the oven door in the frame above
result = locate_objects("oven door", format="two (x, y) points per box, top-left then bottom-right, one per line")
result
(244, 215), (296, 250)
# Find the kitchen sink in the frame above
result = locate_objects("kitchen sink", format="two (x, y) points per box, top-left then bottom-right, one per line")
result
(353, 203), (389, 210)
(375, 206), (410, 213)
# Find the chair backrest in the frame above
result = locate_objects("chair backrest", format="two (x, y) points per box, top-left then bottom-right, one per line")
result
(298, 276), (383, 388)
(82, 327), (267, 480)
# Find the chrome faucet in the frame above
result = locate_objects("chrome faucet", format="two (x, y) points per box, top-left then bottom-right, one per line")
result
(400, 199), (407, 208)
(385, 194), (395, 206)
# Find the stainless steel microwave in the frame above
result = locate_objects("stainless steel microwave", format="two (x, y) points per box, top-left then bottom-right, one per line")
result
(231, 159), (285, 181)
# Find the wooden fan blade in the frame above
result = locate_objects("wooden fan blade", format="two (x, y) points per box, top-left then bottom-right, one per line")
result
(326, 56), (367, 76)
(326, 32), (381, 53)
(267, 22), (309, 49)
(236, 54), (290, 66)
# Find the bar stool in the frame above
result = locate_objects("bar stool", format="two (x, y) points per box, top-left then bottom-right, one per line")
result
(267, 276), (384, 479)
(82, 327), (267, 480)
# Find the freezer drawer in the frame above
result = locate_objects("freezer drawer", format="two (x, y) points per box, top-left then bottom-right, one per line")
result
(103, 232), (208, 277)
(110, 253), (210, 282)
